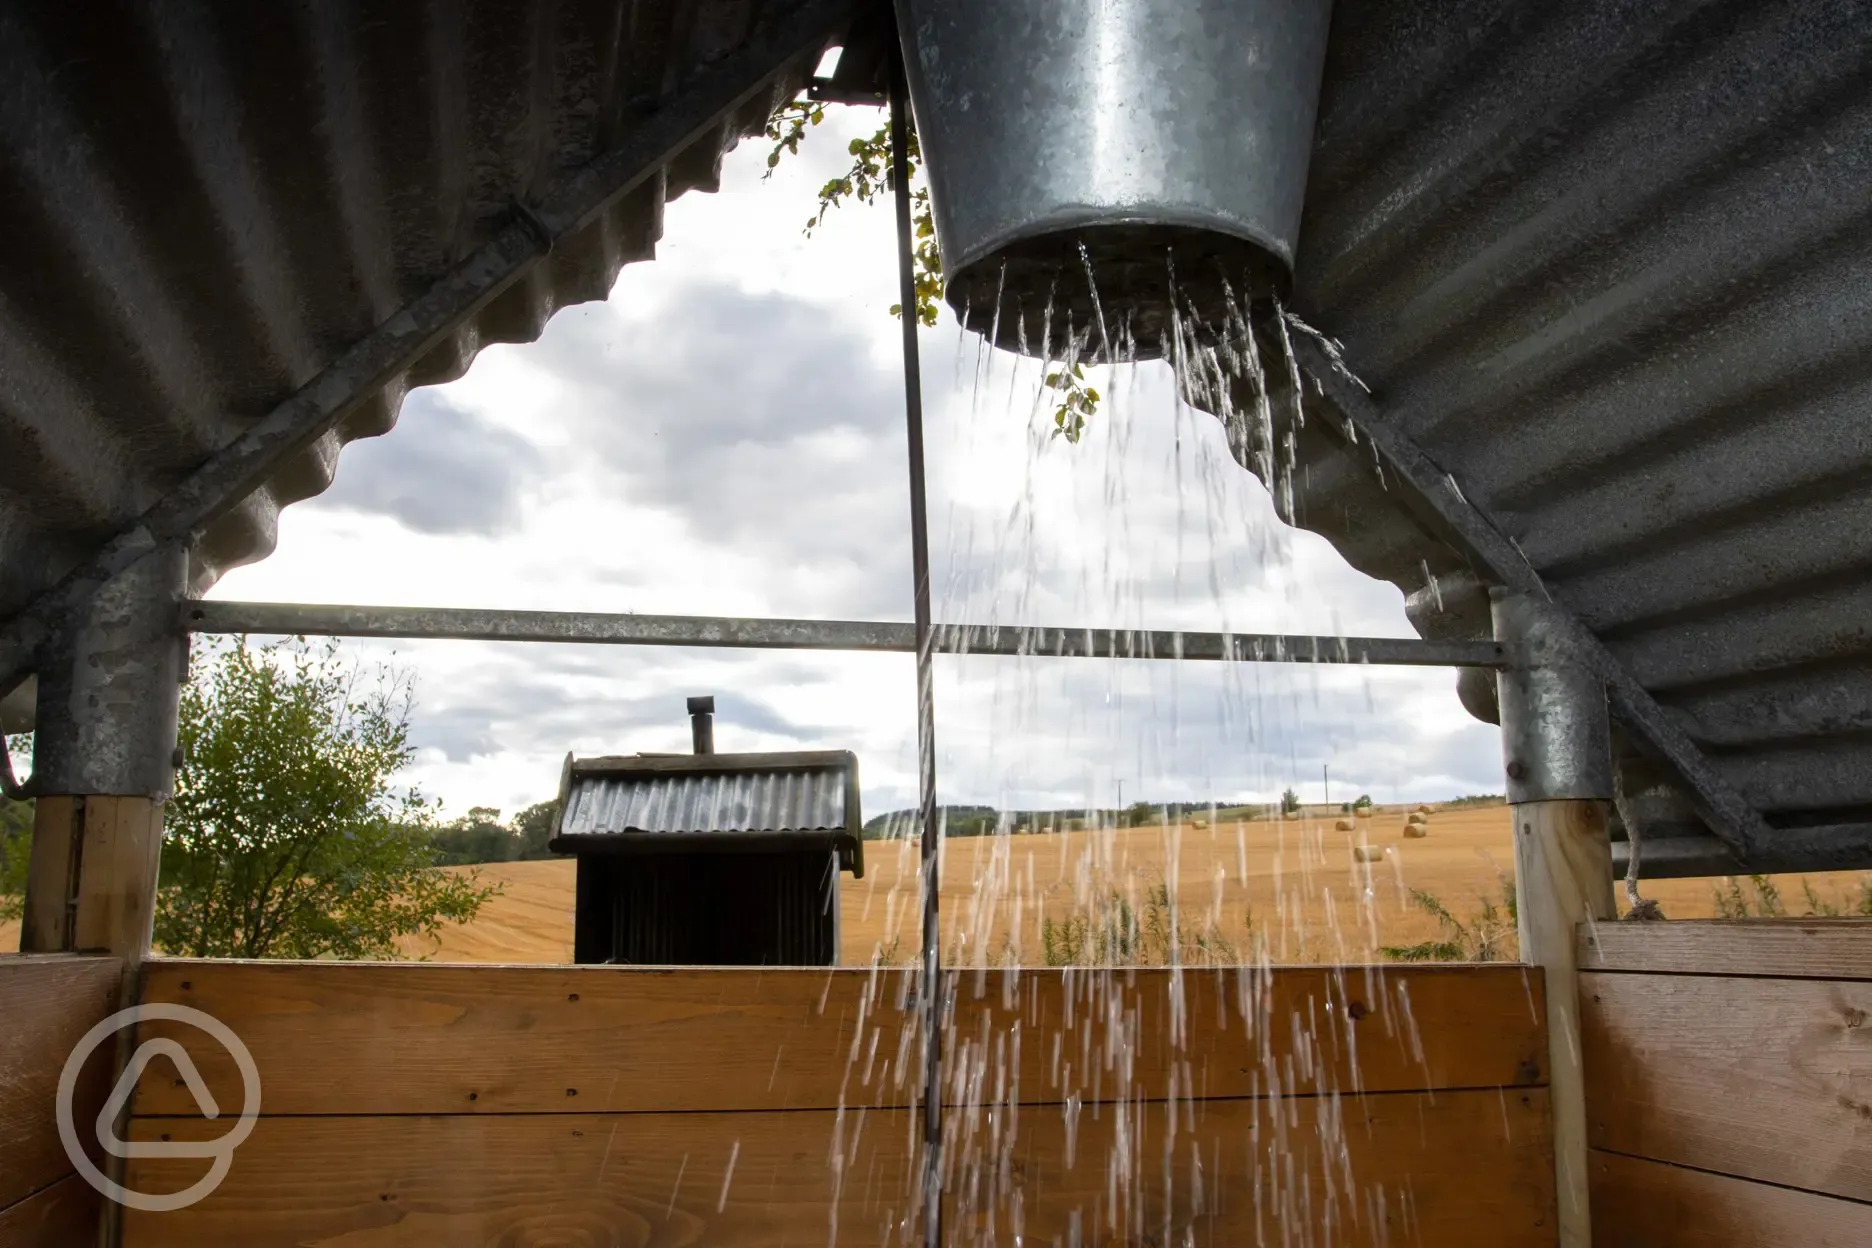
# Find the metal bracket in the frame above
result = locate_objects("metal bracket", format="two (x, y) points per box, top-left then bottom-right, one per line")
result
(1288, 332), (1767, 859)
(1493, 590), (1612, 804)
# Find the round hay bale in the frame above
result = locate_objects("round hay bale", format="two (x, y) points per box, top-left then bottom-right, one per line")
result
(1402, 823), (1429, 839)
(1335, 817), (1356, 831)
(1407, 810), (1429, 825)
(1354, 806), (1373, 819)
(1415, 803), (1433, 814)
(1192, 817), (1209, 829)
(1351, 843), (1383, 863)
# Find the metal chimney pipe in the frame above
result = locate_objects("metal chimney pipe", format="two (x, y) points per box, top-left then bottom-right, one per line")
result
(894, 0), (1334, 359)
(687, 696), (715, 755)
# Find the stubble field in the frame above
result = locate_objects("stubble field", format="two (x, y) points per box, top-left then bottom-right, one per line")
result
(389, 802), (1872, 965)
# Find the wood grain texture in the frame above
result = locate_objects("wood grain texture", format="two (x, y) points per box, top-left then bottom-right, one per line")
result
(1512, 798), (1614, 1248)
(1591, 1151), (1872, 1247)
(72, 796), (163, 966)
(1583, 971), (1872, 1202)
(20, 798), (80, 954)
(1580, 919), (1872, 979)
(0, 954), (121, 1210)
(131, 960), (1547, 1116)
(122, 1090), (1554, 1247)
(0, 1174), (101, 1248)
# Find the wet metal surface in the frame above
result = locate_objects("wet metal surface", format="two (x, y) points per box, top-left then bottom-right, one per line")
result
(0, 0), (839, 680)
(562, 765), (850, 837)
(1270, 0), (1872, 871)
(898, 0), (1332, 354)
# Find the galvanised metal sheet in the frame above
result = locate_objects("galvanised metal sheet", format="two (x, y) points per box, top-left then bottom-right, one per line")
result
(1263, 0), (1872, 871)
(5, 0), (1868, 873)
(563, 766), (849, 836)
(0, 0), (817, 622)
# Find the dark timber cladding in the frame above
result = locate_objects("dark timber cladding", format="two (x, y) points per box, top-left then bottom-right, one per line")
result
(120, 960), (1557, 1245)
(554, 749), (861, 965)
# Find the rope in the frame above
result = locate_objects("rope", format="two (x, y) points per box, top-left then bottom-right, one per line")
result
(1613, 767), (1664, 921)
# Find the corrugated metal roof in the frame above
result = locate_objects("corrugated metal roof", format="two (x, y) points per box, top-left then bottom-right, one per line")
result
(0, 0), (829, 624)
(4, 0), (1866, 875)
(1258, 0), (1872, 873)
(563, 764), (849, 835)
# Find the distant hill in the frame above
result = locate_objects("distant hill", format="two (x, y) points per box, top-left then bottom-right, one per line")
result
(861, 801), (1273, 840)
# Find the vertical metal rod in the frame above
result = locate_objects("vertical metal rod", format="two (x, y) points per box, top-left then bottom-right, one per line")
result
(889, 53), (942, 1248)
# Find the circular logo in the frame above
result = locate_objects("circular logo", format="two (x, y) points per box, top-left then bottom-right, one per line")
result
(57, 1003), (261, 1213)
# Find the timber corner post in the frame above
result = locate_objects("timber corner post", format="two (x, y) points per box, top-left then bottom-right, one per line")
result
(18, 544), (188, 1248)
(1492, 588), (1616, 1248)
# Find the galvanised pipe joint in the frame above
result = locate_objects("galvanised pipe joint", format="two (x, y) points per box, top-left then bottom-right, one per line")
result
(1491, 589), (1613, 805)
(31, 545), (189, 798)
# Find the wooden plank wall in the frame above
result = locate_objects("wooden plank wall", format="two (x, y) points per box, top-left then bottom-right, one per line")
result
(0, 954), (121, 1247)
(120, 960), (1556, 1246)
(1581, 919), (1872, 1246)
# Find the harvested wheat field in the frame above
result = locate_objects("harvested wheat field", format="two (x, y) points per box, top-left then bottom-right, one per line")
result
(5, 803), (1866, 960)
(393, 802), (1872, 966)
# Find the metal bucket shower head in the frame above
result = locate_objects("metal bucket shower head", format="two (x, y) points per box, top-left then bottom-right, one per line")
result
(895, 0), (1333, 361)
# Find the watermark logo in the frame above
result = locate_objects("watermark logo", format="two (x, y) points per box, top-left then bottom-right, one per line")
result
(57, 1004), (261, 1212)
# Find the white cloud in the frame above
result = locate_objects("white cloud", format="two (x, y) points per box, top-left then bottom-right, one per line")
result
(209, 105), (1501, 821)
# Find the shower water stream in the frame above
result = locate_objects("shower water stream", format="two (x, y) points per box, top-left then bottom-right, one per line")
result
(825, 229), (1506, 1244)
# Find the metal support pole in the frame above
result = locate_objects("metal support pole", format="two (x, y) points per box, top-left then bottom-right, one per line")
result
(21, 545), (187, 963)
(1493, 589), (1615, 1248)
(180, 599), (1508, 667)
(890, 54), (942, 1248)
(19, 545), (186, 1248)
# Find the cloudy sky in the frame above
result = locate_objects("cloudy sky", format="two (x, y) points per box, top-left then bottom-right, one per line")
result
(208, 104), (1502, 823)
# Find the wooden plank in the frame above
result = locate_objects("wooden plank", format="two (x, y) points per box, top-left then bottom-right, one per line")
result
(0, 954), (122, 1210)
(1583, 971), (1872, 1202)
(131, 960), (1547, 1116)
(0, 1174), (101, 1248)
(1512, 798), (1615, 1248)
(72, 796), (163, 967)
(1591, 1151), (1872, 1247)
(19, 797), (80, 954)
(1581, 919), (1872, 979)
(121, 1089), (1554, 1247)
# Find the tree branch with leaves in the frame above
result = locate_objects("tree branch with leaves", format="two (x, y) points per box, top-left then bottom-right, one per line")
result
(763, 97), (1101, 440)
(155, 637), (495, 960)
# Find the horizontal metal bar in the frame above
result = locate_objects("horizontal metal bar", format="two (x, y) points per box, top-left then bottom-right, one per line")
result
(1291, 331), (1772, 858)
(183, 600), (1509, 667)
(1615, 824), (1872, 880)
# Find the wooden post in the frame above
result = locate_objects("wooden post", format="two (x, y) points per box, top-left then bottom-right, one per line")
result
(71, 797), (166, 965)
(21, 795), (83, 953)
(17, 548), (185, 1248)
(21, 794), (162, 963)
(1494, 590), (1615, 1248)
(21, 546), (184, 970)
(1513, 798), (1615, 1246)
